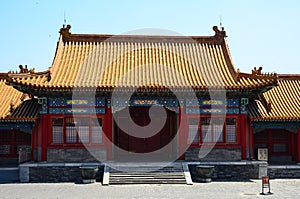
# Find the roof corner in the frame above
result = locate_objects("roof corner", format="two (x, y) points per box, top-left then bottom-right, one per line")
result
(0, 73), (9, 81)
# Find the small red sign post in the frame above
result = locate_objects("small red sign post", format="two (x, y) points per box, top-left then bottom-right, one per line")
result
(261, 176), (273, 195)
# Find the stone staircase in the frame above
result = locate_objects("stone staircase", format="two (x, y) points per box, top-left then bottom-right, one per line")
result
(107, 162), (188, 185)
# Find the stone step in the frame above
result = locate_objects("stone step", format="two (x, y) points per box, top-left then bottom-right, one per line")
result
(108, 163), (187, 184)
(110, 169), (183, 173)
(109, 179), (186, 184)
(110, 173), (185, 178)
(110, 165), (183, 172)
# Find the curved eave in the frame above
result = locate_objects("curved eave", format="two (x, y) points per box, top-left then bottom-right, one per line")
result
(0, 118), (37, 123)
(7, 68), (278, 92)
(8, 70), (51, 87)
(251, 118), (300, 122)
(9, 82), (278, 92)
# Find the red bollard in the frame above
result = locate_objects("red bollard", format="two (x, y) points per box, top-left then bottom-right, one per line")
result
(260, 176), (273, 195)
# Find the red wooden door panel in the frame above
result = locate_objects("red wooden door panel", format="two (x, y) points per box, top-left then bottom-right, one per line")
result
(114, 106), (177, 158)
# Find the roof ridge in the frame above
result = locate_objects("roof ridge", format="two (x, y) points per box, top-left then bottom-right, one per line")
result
(7, 69), (51, 83)
(59, 24), (227, 44)
(220, 38), (239, 82)
(278, 74), (300, 79)
(0, 73), (9, 81)
(8, 70), (49, 77)
(237, 67), (278, 81)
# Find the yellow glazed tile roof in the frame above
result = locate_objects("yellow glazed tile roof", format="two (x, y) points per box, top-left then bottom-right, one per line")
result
(9, 25), (277, 90)
(0, 74), (40, 121)
(0, 74), (23, 119)
(7, 98), (41, 121)
(248, 75), (300, 121)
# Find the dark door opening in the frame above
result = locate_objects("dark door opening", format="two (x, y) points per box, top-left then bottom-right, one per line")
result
(254, 129), (297, 164)
(0, 130), (31, 167)
(113, 106), (178, 161)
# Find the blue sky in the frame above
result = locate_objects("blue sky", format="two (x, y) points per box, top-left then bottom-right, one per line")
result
(0, 0), (299, 74)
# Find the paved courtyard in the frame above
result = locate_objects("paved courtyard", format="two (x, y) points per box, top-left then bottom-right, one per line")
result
(0, 179), (299, 199)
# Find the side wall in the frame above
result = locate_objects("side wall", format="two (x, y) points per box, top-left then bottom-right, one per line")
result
(20, 163), (104, 183)
(185, 148), (241, 161)
(188, 162), (265, 181)
(47, 148), (107, 162)
(268, 165), (300, 179)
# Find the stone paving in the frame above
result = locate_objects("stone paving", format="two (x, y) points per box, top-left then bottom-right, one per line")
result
(0, 179), (299, 198)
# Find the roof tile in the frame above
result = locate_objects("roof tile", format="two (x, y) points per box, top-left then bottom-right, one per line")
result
(8, 26), (277, 91)
(248, 75), (300, 121)
(0, 74), (41, 121)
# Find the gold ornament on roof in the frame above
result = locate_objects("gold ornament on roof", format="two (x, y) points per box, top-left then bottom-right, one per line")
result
(252, 67), (263, 76)
(59, 24), (71, 38)
(19, 65), (29, 73)
(213, 26), (227, 38)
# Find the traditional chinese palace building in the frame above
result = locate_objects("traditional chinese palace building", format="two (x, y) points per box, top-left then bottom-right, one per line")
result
(249, 75), (300, 163)
(1, 25), (300, 174)
(0, 73), (40, 166)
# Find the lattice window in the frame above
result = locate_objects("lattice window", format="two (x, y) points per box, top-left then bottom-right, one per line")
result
(188, 125), (199, 143)
(77, 118), (89, 143)
(52, 118), (63, 144)
(0, 145), (10, 155)
(187, 118), (199, 143)
(213, 124), (224, 142)
(78, 126), (89, 143)
(17, 145), (31, 153)
(66, 118), (77, 143)
(92, 118), (102, 144)
(205, 118), (224, 142)
(216, 118), (225, 142)
(51, 116), (104, 145)
(202, 125), (213, 142)
(226, 118), (237, 143)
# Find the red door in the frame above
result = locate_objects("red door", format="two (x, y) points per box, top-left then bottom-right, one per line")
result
(254, 129), (297, 163)
(114, 106), (177, 159)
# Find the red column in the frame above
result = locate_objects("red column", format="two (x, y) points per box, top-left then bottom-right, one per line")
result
(105, 107), (113, 160)
(11, 129), (16, 157)
(37, 119), (42, 161)
(268, 129), (273, 157)
(41, 114), (48, 161)
(178, 107), (187, 160)
(297, 128), (300, 163)
(31, 122), (37, 160)
(248, 119), (254, 159)
(290, 132), (296, 162)
(251, 125), (254, 159)
(240, 114), (247, 160)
